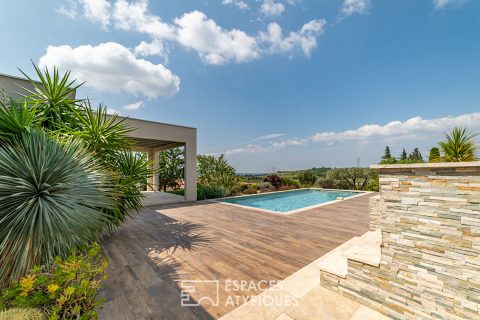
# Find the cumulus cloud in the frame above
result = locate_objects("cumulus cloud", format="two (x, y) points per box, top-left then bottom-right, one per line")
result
(311, 113), (480, 142)
(55, 0), (326, 65)
(260, 0), (285, 16)
(134, 39), (169, 63)
(123, 101), (144, 110)
(174, 11), (259, 64)
(259, 19), (327, 56)
(432, 0), (466, 9)
(81, 0), (111, 28)
(340, 0), (370, 17)
(38, 42), (180, 98)
(222, 0), (249, 11)
(113, 0), (175, 39)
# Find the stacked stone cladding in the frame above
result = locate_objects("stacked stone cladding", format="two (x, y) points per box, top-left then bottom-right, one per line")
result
(320, 164), (480, 320)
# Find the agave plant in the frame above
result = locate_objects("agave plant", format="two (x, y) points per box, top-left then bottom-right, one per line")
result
(0, 131), (114, 285)
(438, 127), (478, 162)
(19, 63), (83, 130)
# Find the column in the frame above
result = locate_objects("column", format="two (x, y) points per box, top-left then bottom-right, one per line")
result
(184, 141), (197, 201)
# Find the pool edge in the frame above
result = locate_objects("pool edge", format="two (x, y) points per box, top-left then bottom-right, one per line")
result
(214, 188), (373, 215)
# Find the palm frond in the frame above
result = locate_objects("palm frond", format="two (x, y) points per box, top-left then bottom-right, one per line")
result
(438, 127), (478, 162)
(17, 62), (84, 129)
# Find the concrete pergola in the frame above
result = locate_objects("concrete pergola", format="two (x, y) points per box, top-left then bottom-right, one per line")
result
(120, 117), (197, 202)
(0, 72), (197, 203)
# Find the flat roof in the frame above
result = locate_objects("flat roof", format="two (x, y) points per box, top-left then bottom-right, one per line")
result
(116, 115), (196, 130)
(0, 72), (42, 85)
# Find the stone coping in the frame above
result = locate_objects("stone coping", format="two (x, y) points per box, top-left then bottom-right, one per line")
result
(371, 161), (480, 170)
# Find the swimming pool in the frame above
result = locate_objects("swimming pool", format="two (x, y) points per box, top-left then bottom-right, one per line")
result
(220, 189), (364, 214)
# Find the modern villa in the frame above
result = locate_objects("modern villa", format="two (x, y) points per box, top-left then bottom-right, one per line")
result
(0, 72), (198, 205)
(0, 72), (479, 320)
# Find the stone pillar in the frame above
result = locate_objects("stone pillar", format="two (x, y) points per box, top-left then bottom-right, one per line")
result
(368, 194), (382, 231)
(184, 141), (197, 201)
(146, 149), (158, 191)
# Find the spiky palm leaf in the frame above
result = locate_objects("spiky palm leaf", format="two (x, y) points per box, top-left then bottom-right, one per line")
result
(63, 102), (133, 163)
(0, 131), (114, 285)
(18, 63), (83, 130)
(0, 99), (41, 143)
(438, 127), (478, 162)
(104, 151), (152, 228)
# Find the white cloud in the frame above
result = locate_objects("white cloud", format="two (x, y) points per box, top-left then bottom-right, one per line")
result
(56, 0), (111, 28)
(134, 39), (169, 62)
(106, 108), (122, 115)
(433, 0), (466, 9)
(81, 0), (111, 29)
(259, 20), (326, 56)
(174, 11), (259, 64)
(56, 0), (78, 19)
(225, 138), (307, 155)
(38, 42), (180, 98)
(251, 133), (286, 142)
(224, 112), (480, 156)
(113, 0), (175, 39)
(123, 101), (144, 110)
(222, 0), (249, 11)
(311, 113), (480, 142)
(56, 1), (326, 65)
(340, 0), (370, 17)
(260, 0), (285, 16)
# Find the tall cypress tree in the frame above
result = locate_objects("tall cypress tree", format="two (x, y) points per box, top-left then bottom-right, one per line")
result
(382, 146), (392, 160)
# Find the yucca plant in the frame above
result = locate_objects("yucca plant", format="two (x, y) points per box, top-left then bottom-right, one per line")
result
(62, 102), (133, 162)
(0, 131), (114, 285)
(19, 63), (83, 130)
(0, 99), (41, 143)
(437, 127), (478, 162)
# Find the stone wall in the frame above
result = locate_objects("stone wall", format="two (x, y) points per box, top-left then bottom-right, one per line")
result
(321, 162), (480, 320)
(369, 194), (382, 231)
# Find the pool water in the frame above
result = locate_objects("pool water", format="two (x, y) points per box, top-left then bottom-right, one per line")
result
(221, 189), (360, 213)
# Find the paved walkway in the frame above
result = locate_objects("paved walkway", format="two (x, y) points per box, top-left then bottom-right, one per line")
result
(219, 245), (390, 320)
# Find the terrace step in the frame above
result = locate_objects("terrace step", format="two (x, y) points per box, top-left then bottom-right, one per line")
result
(315, 236), (360, 278)
(343, 229), (382, 267)
(317, 230), (382, 278)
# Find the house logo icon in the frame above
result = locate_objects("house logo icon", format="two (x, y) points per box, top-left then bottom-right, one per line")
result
(180, 280), (220, 307)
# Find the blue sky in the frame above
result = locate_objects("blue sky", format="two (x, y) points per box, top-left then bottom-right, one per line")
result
(1, 0), (479, 172)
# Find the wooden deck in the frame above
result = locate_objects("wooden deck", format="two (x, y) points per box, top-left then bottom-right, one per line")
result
(99, 193), (373, 320)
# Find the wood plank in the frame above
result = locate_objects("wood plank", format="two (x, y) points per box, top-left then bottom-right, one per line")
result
(100, 193), (373, 320)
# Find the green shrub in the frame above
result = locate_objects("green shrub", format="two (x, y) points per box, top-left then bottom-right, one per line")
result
(298, 170), (317, 186)
(197, 184), (225, 200)
(0, 243), (107, 320)
(0, 308), (45, 320)
(282, 178), (301, 188)
(259, 182), (274, 191)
